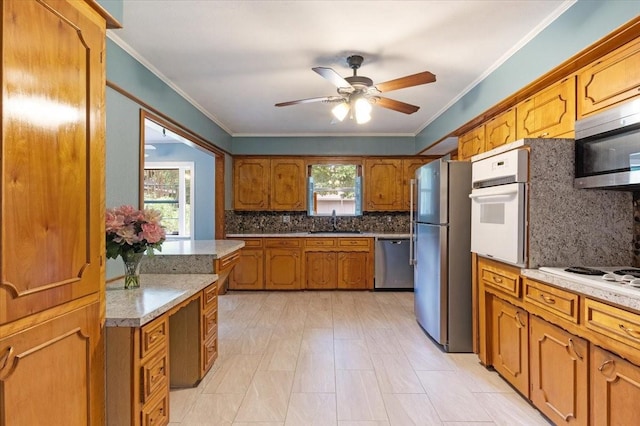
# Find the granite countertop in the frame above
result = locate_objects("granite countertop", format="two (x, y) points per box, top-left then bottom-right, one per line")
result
(106, 273), (218, 327)
(154, 239), (245, 257)
(226, 232), (410, 238)
(522, 269), (640, 312)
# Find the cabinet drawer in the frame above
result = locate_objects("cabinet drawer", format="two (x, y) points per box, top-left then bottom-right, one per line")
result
(524, 279), (579, 323)
(305, 238), (337, 248)
(202, 282), (218, 311)
(264, 238), (301, 248)
(141, 392), (169, 426)
(140, 350), (168, 404)
(338, 238), (370, 249)
(240, 238), (263, 248)
(203, 335), (218, 372)
(585, 298), (640, 350)
(140, 316), (168, 359)
(203, 308), (218, 342)
(481, 267), (520, 297)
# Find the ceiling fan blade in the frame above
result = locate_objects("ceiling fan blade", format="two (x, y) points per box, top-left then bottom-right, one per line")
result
(275, 96), (338, 107)
(375, 71), (436, 93)
(375, 97), (420, 114)
(313, 67), (353, 89)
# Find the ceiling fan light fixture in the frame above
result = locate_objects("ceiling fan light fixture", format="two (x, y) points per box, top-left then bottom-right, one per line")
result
(331, 102), (350, 122)
(354, 97), (372, 124)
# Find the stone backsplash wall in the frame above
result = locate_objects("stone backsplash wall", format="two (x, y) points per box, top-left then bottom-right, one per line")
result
(225, 211), (410, 234)
(634, 192), (640, 267)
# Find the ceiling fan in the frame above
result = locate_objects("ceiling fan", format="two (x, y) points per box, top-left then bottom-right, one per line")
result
(275, 55), (436, 124)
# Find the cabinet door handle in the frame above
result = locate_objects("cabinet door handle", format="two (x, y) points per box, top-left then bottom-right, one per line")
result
(0, 346), (14, 371)
(515, 311), (525, 328)
(538, 132), (549, 137)
(619, 324), (640, 340)
(568, 338), (583, 361)
(598, 359), (614, 372)
(539, 293), (556, 304)
(492, 276), (503, 284)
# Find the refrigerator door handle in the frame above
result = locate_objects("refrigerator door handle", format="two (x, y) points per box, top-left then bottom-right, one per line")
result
(409, 178), (416, 266)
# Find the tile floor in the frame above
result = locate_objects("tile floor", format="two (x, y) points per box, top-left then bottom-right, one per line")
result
(169, 291), (551, 425)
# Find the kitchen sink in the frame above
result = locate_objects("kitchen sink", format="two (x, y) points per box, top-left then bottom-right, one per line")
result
(308, 230), (362, 234)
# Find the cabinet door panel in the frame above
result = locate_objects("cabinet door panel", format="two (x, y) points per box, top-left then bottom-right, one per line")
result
(578, 37), (640, 117)
(485, 109), (516, 151)
(0, 302), (101, 425)
(529, 315), (588, 426)
(490, 297), (529, 396)
(229, 248), (264, 290)
(364, 159), (403, 211)
(458, 126), (484, 160)
(337, 252), (368, 289)
(265, 248), (301, 290)
(233, 159), (270, 210)
(591, 345), (640, 426)
(271, 159), (306, 210)
(306, 252), (337, 289)
(516, 77), (575, 139)
(1, 0), (104, 324)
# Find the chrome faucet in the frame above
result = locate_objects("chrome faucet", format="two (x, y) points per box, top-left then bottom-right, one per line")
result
(331, 209), (337, 231)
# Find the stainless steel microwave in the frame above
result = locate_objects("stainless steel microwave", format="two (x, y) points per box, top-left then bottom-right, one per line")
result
(574, 99), (640, 190)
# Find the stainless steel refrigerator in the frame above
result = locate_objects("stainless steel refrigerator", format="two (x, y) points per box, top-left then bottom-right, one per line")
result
(411, 159), (472, 352)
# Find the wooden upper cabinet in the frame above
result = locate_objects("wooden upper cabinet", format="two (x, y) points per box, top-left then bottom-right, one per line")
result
(578, 37), (640, 118)
(1, 0), (106, 324)
(270, 158), (306, 210)
(233, 157), (305, 211)
(401, 158), (432, 210)
(233, 158), (270, 210)
(516, 77), (576, 139)
(364, 159), (403, 211)
(458, 125), (485, 160)
(485, 108), (516, 151)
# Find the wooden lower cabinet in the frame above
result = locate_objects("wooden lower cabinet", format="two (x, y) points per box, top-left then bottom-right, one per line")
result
(228, 239), (264, 290)
(337, 252), (369, 289)
(529, 315), (588, 426)
(591, 345), (640, 425)
(490, 296), (529, 396)
(265, 247), (302, 290)
(306, 252), (337, 289)
(0, 302), (103, 425)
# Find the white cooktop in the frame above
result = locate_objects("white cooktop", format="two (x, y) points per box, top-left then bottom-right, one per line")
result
(539, 266), (640, 296)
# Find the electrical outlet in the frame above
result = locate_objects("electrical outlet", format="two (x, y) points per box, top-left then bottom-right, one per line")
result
(387, 216), (392, 223)
(282, 215), (290, 223)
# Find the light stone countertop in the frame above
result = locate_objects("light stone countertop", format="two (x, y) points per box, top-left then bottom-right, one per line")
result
(521, 269), (640, 312)
(154, 239), (245, 257)
(105, 273), (218, 327)
(226, 232), (410, 238)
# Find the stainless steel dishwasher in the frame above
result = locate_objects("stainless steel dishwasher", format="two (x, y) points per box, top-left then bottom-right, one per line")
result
(375, 237), (414, 290)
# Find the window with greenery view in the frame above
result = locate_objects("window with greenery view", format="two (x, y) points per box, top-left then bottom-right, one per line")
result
(307, 164), (362, 216)
(144, 162), (194, 237)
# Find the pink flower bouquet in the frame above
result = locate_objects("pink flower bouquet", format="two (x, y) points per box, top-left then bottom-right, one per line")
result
(106, 205), (166, 259)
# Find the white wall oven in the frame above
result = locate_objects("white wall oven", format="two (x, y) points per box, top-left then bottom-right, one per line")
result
(470, 149), (528, 266)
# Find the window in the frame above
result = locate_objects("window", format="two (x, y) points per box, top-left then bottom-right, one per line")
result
(144, 162), (194, 238)
(307, 163), (362, 216)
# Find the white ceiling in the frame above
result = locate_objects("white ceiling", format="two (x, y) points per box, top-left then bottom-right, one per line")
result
(111, 0), (573, 138)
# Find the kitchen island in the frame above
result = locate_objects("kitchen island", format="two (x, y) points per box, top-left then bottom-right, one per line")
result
(140, 239), (245, 294)
(105, 273), (219, 426)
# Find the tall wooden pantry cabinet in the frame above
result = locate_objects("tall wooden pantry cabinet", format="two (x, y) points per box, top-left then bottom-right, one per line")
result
(0, 1), (118, 424)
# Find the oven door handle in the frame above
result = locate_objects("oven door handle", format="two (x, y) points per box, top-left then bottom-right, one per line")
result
(469, 189), (518, 201)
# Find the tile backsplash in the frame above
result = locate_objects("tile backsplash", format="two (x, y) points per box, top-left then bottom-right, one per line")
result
(225, 211), (410, 234)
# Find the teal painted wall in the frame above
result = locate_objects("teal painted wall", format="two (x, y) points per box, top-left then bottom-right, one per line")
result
(232, 136), (416, 156)
(416, 0), (640, 151)
(145, 144), (216, 240)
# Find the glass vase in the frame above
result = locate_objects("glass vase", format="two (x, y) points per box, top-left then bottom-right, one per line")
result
(122, 251), (144, 289)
